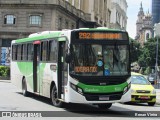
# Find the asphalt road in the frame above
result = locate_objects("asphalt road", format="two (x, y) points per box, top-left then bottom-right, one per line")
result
(0, 81), (160, 119)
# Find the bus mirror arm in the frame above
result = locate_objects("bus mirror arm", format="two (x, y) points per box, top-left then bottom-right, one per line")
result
(65, 52), (71, 63)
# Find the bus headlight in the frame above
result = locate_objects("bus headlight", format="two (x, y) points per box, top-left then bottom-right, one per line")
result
(70, 82), (83, 95)
(123, 82), (131, 94)
(123, 87), (128, 94)
(77, 88), (83, 94)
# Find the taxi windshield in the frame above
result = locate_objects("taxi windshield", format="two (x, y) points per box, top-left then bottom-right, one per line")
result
(130, 75), (150, 85)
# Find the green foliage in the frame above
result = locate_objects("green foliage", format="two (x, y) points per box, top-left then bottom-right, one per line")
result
(144, 67), (152, 75)
(130, 37), (160, 73)
(0, 66), (10, 77)
(130, 40), (141, 63)
(138, 38), (160, 69)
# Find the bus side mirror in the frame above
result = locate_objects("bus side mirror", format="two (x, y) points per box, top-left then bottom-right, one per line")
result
(65, 53), (71, 63)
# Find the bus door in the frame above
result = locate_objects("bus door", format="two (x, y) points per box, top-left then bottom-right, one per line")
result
(33, 41), (41, 93)
(57, 40), (68, 99)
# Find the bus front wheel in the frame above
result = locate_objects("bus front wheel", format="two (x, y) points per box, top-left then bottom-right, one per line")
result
(22, 78), (28, 96)
(98, 103), (112, 109)
(51, 86), (63, 107)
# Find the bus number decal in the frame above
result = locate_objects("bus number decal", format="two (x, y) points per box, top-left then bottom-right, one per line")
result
(74, 66), (97, 73)
(79, 33), (91, 39)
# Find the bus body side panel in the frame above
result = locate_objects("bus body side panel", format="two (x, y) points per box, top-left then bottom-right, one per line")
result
(11, 61), (33, 93)
(11, 62), (23, 90)
(39, 62), (55, 98)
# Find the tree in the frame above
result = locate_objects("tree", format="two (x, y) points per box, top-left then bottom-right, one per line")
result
(130, 39), (141, 63)
(138, 38), (160, 74)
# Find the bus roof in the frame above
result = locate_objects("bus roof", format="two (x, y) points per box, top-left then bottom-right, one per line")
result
(12, 28), (127, 44)
(78, 27), (126, 32)
(13, 31), (65, 44)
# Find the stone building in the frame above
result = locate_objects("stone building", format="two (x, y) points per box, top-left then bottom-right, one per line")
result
(0, 0), (113, 65)
(135, 2), (153, 46)
(0, 0), (129, 65)
(110, 0), (128, 30)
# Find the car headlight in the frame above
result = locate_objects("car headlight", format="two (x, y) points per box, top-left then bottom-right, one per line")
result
(131, 89), (135, 93)
(152, 89), (156, 94)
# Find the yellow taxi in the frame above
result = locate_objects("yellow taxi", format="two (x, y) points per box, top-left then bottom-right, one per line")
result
(130, 72), (156, 106)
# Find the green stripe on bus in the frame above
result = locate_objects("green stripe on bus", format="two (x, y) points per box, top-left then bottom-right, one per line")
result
(77, 82), (128, 93)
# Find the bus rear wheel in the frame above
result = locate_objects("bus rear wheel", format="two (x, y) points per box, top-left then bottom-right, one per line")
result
(51, 86), (63, 107)
(22, 78), (28, 96)
(98, 103), (112, 109)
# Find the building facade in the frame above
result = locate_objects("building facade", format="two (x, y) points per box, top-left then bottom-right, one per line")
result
(135, 2), (153, 46)
(0, 0), (113, 65)
(0, 0), (107, 65)
(110, 0), (128, 30)
(66, 0), (112, 27)
(152, 0), (160, 26)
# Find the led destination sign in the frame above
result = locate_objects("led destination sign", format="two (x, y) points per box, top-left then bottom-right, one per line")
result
(78, 32), (124, 40)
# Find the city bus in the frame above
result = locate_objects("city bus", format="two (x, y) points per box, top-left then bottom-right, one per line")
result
(11, 27), (131, 109)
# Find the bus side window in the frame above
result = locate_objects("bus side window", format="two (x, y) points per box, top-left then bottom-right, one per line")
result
(49, 40), (57, 62)
(41, 41), (48, 61)
(17, 45), (22, 61)
(12, 45), (17, 61)
(22, 44), (27, 60)
(27, 43), (33, 61)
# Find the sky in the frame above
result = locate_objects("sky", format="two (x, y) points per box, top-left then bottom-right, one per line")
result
(126, 0), (151, 38)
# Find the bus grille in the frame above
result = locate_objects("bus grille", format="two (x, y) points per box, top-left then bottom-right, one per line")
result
(84, 92), (123, 101)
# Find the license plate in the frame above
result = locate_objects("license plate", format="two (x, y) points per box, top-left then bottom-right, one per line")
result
(99, 96), (109, 100)
(140, 96), (149, 99)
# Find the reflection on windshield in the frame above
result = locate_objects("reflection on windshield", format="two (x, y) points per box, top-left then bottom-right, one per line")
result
(131, 76), (150, 85)
(70, 44), (129, 76)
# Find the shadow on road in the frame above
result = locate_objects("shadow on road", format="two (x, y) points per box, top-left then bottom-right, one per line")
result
(16, 92), (142, 117)
(122, 102), (160, 107)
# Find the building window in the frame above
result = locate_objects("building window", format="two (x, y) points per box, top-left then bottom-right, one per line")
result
(146, 33), (150, 40)
(65, 20), (69, 29)
(29, 15), (42, 26)
(116, 12), (120, 24)
(71, 24), (75, 29)
(4, 15), (16, 25)
(58, 17), (62, 30)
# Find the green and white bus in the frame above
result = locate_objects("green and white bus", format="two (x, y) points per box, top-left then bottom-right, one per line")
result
(11, 27), (131, 109)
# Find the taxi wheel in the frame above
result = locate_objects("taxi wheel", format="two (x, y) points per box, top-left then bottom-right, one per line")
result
(148, 102), (155, 106)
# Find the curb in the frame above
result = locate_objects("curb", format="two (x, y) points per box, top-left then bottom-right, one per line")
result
(0, 80), (11, 83)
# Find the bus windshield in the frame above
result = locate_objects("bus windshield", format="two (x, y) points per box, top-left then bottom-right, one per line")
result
(70, 44), (129, 76)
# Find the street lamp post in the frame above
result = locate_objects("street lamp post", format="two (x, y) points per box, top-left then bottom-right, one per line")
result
(154, 23), (160, 89)
(155, 37), (159, 88)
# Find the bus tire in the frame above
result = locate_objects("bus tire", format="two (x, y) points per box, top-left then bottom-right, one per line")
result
(98, 103), (112, 109)
(22, 78), (28, 96)
(51, 86), (63, 107)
